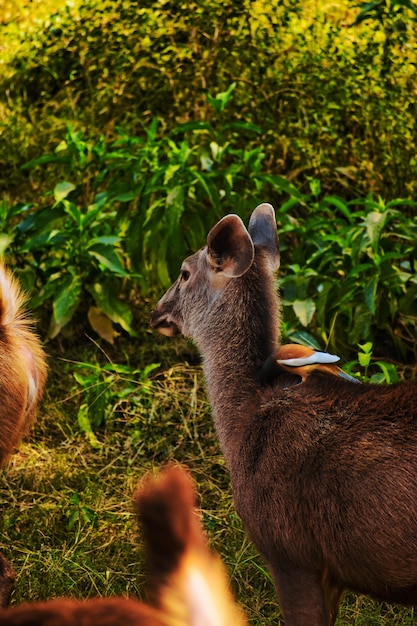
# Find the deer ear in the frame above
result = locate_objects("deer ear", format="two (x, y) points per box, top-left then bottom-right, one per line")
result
(248, 203), (280, 272)
(207, 215), (254, 278)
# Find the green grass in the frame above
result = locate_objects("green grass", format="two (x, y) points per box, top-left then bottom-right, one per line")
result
(0, 327), (416, 625)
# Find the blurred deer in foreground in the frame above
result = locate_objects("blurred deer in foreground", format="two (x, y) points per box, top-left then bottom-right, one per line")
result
(151, 203), (417, 625)
(0, 265), (47, 607)
(0, 465), (247, 626)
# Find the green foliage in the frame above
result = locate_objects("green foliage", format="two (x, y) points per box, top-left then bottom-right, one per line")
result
(1, 115), (416, 362)
(278, 183), (417, 363)
(1, 0), (417, 198)
(0, 107), (267, 337)
(0, 4), (416, 625)
(344, 342), (401, 383)
(1, 130), (135, 340)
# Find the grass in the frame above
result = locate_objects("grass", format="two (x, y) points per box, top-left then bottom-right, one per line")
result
(0, 316), (416, 625)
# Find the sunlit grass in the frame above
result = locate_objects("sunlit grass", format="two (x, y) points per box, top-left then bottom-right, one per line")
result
(0, 330), (415, 624)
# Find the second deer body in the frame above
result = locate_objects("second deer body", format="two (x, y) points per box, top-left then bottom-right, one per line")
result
(151, 203), (417, 625)
(0, 265), (47, 607)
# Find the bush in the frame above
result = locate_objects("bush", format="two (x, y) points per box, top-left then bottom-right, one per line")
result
(276, 183), (417, 364)
(1, 0), (417, 199)
(1, 119), (416, 364)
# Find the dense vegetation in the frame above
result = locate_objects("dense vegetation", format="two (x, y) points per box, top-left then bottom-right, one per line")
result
(0, 0), (417, 623)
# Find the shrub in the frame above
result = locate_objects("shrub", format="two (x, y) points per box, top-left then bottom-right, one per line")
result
(1, 120), (416, 363)
(277, 183), (417, 364)
(1, 0), (417, 199)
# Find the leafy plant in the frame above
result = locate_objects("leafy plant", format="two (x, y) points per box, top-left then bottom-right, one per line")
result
(278, 182), (417, 363)
(344, 341), (400, 383)
(1, 117), (416, 363)
(67, 491), (98, 531)
(1, 102), (267, 339)
(3, 176), (134, 340)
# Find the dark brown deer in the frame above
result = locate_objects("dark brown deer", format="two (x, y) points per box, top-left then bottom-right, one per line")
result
(151, 203), (417, 625)
(0, 265), (47, 607)
(0, 465), (247, 626)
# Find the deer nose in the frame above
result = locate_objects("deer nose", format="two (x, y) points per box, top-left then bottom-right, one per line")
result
(150, 308), (179, 336)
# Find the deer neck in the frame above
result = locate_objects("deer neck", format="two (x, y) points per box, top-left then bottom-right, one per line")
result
(198, 263), (280, 468)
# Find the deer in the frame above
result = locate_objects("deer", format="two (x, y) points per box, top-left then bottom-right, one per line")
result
(151, 202), (417, 625)
(0, 265), (47, 607)
(0, 465), (248, 626)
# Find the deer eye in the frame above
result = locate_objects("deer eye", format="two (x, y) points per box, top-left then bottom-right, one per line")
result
(180, 269), (190, 282)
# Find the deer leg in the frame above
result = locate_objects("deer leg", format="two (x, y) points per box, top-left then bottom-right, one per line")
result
(269, 564), (343, 626)
(0, 552), (15, 608)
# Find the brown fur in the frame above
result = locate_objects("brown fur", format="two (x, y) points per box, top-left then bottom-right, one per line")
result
(0, 466), (247, 626)
(0, 554), (15, 609)
(151, 203), (417, 625)
(0, 265), (47, 466)
(0, 265), (47, 606)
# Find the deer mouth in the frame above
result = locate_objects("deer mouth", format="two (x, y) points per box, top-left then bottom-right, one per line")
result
(150, 311), (180, 337)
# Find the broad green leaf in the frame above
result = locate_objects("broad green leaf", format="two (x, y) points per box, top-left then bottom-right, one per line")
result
(89, 236), (121, 246)
(358, 342), (373, 368)
(16, 205), (66, 235)
(22, 154), (69, 169)
(88, 244), (129, 277)
(19, 230), (64, 252)
(54, 181), (76, 203)
(113, 191), (138, 202)
(80, 203), (105, 229)
(358, 351), (372, 367)
(292, 299), (316, 327)
(364, 275), (378, 314)
(358, 341), (373, 353)
(285, 330), (322, 350)
(90, 282), (135, 335)
(53, 275), (82, 323)
(225, 121), (262, 134)
(366, 210), (388, 253)
(48, 274), (83, 339)
(259, 173), (307, 202)
(322, 196), (352, 221)
(373, 361), (400, 384)
(62, 200), (82, 226)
